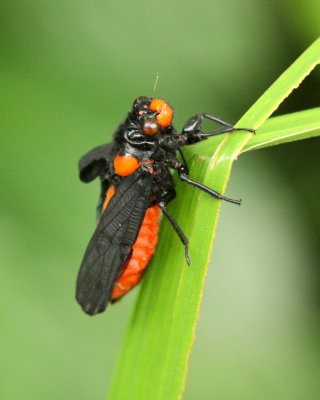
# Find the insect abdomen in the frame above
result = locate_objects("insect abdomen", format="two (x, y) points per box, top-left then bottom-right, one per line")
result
(111, 204), (161, 301)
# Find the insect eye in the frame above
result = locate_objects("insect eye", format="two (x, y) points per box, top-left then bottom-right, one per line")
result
(141, 118), (160, 136)
(149, 98), (173, 127)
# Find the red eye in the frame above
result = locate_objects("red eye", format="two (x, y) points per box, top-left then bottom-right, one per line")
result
(150, 99), (173, 127)
(142, 118), (160, 136)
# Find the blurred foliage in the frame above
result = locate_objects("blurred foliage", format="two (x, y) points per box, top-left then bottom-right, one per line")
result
(0, 1), (319, 399)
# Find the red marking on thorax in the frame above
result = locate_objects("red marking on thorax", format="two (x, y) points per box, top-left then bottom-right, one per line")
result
(114, 154), (140, 176)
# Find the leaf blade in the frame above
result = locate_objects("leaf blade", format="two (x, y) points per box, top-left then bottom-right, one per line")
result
(243, 107), (320, 152)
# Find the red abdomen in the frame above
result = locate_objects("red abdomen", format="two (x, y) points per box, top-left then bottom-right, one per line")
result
(102, 184), (161, 302)
(111, 204), (161, 301)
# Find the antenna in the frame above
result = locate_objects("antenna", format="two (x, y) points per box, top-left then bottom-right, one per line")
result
(153, 73), (159, 97)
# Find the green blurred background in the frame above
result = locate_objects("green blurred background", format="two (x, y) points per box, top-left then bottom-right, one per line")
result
(1, 1), (319, 399)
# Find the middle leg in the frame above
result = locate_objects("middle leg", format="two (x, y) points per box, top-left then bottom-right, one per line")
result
(177, 166), (241, 205)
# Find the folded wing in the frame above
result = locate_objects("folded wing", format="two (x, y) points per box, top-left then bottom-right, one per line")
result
(76, 168), (153, 315)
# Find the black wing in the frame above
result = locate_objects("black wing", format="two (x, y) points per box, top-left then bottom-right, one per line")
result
(76, 168), (153, 316)
(79, 143), (115, 220)
(79, 143), (114, 183)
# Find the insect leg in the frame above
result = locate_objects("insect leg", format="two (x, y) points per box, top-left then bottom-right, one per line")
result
(178, 167), (241, 205)
(159, 201), (191, 265)
(197, 126), (254, 139)
(181, 113), (254, 144)
(183, 113), (254, 133)
(182, 113), (232, 132)
(178, 149), (189, 175)
(161, 188), (176, 204)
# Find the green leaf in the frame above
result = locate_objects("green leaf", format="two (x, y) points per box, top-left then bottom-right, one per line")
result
(242, 107), (320, 152)
(108, 38), (320, 400)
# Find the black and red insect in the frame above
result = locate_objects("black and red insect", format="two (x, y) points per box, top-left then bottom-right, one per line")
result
(76, 96), (253, 315)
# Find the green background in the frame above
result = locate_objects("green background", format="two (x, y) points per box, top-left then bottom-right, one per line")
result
(1, 1), (319, 399)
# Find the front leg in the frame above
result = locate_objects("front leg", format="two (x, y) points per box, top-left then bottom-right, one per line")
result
(182, 113), (254, 144)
